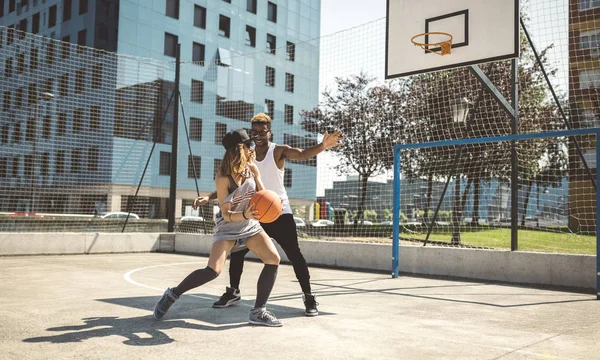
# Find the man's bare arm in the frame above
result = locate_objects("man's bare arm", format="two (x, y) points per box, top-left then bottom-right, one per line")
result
(280, 130), (343, 161)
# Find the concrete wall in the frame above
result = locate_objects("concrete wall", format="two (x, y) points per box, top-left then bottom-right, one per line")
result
(0, 233), (595, 291)
(0, 233), (160, 255)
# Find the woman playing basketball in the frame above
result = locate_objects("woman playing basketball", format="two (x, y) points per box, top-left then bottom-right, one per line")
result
(153, 129), (283, 327)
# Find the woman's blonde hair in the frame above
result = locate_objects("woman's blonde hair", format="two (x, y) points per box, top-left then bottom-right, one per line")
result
(219, 143), (251, 177)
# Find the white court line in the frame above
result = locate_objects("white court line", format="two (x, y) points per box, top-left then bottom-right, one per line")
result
(123, 262), (252, 307)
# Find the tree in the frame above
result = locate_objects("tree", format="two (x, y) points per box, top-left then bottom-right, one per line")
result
(402, 31), (565, 243)
(301, 72), (409, 225)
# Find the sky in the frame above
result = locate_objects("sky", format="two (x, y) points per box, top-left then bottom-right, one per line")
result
(315, 0), (388, 196)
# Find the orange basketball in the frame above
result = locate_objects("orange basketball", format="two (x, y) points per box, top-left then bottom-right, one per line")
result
(251, 190), (283, 223)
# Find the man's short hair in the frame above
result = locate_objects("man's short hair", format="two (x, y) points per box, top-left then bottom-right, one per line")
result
(251, 113), (272, 127)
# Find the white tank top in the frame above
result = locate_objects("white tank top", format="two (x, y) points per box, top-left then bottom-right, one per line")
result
(254, 143), (292, 215)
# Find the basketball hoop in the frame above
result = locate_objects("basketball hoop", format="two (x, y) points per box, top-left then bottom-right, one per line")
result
(411, 32), (453, 56)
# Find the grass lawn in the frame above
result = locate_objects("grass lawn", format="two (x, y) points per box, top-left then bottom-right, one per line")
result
(402, 228), (596, 254)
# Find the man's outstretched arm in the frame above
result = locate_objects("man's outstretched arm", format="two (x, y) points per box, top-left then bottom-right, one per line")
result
(281, 130), (343, 160)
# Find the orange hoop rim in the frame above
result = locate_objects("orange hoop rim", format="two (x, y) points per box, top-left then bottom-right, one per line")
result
(411, 32), (453, 55)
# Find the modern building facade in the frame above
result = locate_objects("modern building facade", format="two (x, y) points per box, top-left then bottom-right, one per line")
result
(568, 0), (599, 232)
(0, 0), (321, 218)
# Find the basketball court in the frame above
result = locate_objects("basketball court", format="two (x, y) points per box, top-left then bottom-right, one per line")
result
(1, 252), (599, 359)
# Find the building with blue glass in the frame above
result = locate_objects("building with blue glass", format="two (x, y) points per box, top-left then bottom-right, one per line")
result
(0, 0), (321, 218)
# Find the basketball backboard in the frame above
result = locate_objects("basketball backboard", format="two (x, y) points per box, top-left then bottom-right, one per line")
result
(385, 0), (519, 79)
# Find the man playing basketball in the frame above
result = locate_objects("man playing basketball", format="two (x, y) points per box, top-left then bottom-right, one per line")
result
(194, 113), (343, 316)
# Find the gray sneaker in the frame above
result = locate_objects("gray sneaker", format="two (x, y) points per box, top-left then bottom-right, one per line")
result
(249, 308), (283, 327)
(153, 288), (178, 320)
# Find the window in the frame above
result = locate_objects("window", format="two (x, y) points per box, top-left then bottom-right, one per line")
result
(159, 151), (171, 175)
(0, 158), (6, 178)
(266, 34), (276, 54)
(114, 103), (125, 136)
(265, 99), (274, 119)
(24, 154), (33, 179)
(265, 66), (275, 87)
(59, 73), (69, 96)
(215, 122), (227, 144)
(91, 63), (102, 89)
(18, 18), (27, 36)
(246, 25), (256, 47)
(284, 168), (292, 187)
(247, 0), (257, 14)
(47, 41), (55, 64)
(3, 91), (10, 111)
(28, 83), (37, 105)
(2, 125), (8, 143)
(63, 0), (72, 21)
(285, 73), (295, 93)
(61, 36), (70, 58)
(8, 0), (14, 13)
(15, 87), (23, 108)
(166, 0), (179, 19)
(72, 149), (81, 173)
(26, 117), (36, 142)
(32, 12), (39, 33)
(42, 115), (51, 139)
(40, 152), (49, 176)
(267, 2), (277, 22)
(287, 41), (295, 61)
(79, 0), (88, 15)
(219, 15), (230, 38)
(42, 78), (53, 95)
(188, 155), (201, 178)
(90, 105), (100, 130)
(12, 157), (19, 177)
(77, 29), (86, 52)
(581, 0), (600, 11)
(4, 57), (12, 78)
(285, 105), (293, 124)
(57, 112), (67, 136)
(73, 108), (83, 133)
(48, 5), (57, 27)
(75, 68), (85, 93)
(16, 52), (24, 73)
(0, 0), (4, 17)
(192, 42), (205, 63)
(190, 117), (202, 140)
(164, 32), (177, 57)
(194, 5), (206, 28)
(0, 29), (3, 48)
(213, 158), (222, 179)
(7, 25), (13, 45)
(55, 151), (65, 174)
(191, 79), (203, 103)
(13, 122), (21, 143)
(579, 69), (600, 89)
(30, 47), (38, 69)
(88, 147), (98, 171)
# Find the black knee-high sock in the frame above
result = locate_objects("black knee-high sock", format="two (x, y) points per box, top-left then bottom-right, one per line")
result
(172, 267), (218, 297)
(254, 264), (278, 309)
(229, 248), (249, 290)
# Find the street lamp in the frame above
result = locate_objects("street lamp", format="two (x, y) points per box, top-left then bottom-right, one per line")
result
(451, 97), (471, 124)
(30, 92), (55, 213)
(450, 97), (470, 245)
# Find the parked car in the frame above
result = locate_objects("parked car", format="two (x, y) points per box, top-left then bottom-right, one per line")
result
(100, 212), (140, 219)
(310, 219), (335, 227)
(380, 220), (393, 225)
(348, 220), (374, 226)
(8, 212), (42, 217)
(180, 216), (205, 221)
(294, 217), (306, 227)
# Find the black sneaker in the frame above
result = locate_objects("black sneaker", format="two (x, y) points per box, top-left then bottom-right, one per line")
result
(303, 293), (319, 316)
(212, 286), (241, 308)
(153, 288), (178, 320)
